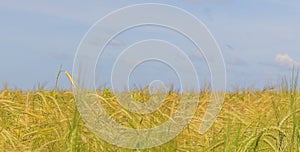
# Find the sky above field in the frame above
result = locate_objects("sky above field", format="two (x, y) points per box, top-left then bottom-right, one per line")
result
(0, 0), (300, 90)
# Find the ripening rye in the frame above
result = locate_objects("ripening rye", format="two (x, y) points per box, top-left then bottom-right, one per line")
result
(0, 71), (299, 151)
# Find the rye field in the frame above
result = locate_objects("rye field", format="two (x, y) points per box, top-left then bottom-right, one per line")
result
(0, 72), (299, 152)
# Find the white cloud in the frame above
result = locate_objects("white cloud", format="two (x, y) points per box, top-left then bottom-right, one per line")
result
(109, 38), (125, 46)
(275, 53), (300, 68)
(183, 0), (234, 3)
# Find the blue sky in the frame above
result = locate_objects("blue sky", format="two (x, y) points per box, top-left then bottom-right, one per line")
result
(0, 0), (299, 90)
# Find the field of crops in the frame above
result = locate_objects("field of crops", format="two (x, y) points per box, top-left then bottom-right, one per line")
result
(0, 75), (299, 151)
